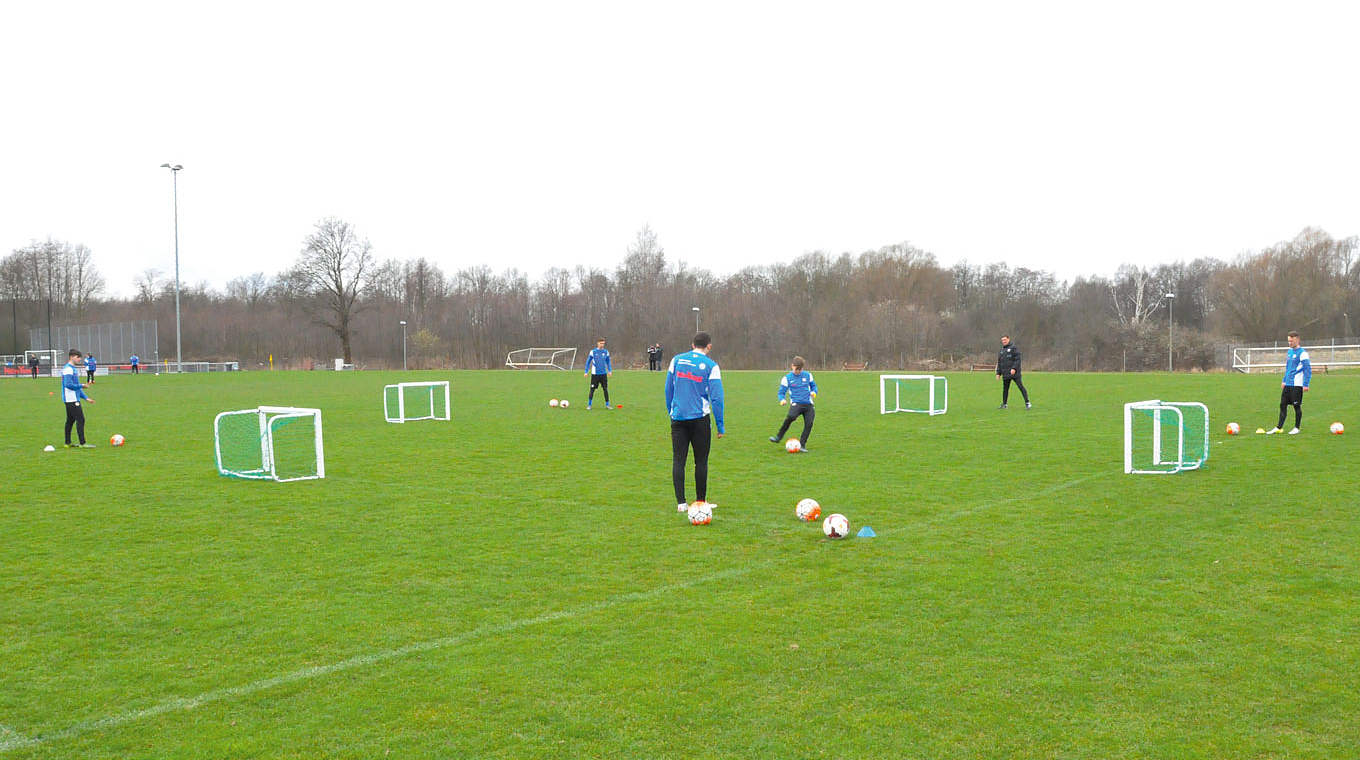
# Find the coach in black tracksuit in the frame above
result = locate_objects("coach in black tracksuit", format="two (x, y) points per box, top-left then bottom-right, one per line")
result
(996, 335), (1031, 409)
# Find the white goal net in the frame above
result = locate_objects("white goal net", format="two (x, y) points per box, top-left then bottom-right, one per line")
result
(505, 347), (577, 371)
(880, 374), (948, 415)
(384, 381), (451, 423)
(214, 406), (325, 482)
(1123, 399), (1208, 474)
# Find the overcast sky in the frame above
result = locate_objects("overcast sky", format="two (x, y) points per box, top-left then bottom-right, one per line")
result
(3, 1), (1357, 297)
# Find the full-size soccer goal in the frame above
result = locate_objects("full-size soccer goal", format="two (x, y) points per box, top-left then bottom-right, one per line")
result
(384, 381), (450, 423)
(1123, 399), (1208, 474)
(880, 374), (948, 415)
(214, 406), (325, 482)
(505, 347), (577, 371)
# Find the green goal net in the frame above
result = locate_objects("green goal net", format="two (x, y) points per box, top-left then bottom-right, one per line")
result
(214, 406), (325, 481)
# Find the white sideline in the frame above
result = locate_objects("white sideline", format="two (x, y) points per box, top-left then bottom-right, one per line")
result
(1, 471), (1107, 753)
(0, 564), (762, 754)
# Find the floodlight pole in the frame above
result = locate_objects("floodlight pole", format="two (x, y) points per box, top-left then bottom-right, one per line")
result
(692, 306), (700, 334)
(399, 320), (408, 370)
(160, 163), (183, 373)
(1165, 293), (1175, 372)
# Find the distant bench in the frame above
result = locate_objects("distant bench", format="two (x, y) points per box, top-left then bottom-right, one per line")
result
(970, 363), (994, 372)
(628, 361), (649, 370)
(842, 361), (868, 371)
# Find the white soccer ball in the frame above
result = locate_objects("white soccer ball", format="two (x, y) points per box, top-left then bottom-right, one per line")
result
(1225, 422), (1240, 435)
(687, 501), (713, 525)
(822, 513), (849, 539)
(549, 398), (560, 407)
(43, 444), (55, 452)
(784, 438), (802, 453)
(559, 399), (570, 409)
(1331, 421), (1345, 435)
(796, 498), (821, 522)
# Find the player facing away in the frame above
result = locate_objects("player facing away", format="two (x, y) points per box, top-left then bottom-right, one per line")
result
(60, 349), (95, 448)
(996, 335), (1031, 409)
(665, 332), (725, 512)
(584, 338), (612, 409)
(769, 355), (818, 451)
(85, 354), (96, 383)
(1267, 331), (1311, 435)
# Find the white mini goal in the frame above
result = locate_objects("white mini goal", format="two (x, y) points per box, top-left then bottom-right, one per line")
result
(384, 380), (451, 423)
(880, 374), (948, 415)
(505, 347), (577, 371)
(214, 406), (325, 482)
(1123, 399), (1208, 474)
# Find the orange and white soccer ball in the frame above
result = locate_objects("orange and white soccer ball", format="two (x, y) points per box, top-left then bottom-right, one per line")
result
(1226, 422), (1240, 435)
(822, 513), (849, 539)
(796, 498), (822, 522)
(549, 398), (560, 408)
(559, 399), (570, 409)
(784, 438), (802, 453)
(110, 434), (125, 447)
(1330, 421), (1345, 435)
(687, 501), (713, 525)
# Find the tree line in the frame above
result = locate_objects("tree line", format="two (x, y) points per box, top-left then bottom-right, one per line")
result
(2, 222), (1356, 371)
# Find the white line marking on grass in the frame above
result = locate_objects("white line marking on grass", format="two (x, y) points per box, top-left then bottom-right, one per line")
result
(0, 563), (766, 754)
(923, 471), (1117, 524)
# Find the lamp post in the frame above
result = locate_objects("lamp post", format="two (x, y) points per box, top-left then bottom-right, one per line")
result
(159, 163), (183, 373)
(1165, 292), (1175, 372)
(691, 306), (701, 334)
(1345, 312), (1350, 340)
(399, 320), (408, 371)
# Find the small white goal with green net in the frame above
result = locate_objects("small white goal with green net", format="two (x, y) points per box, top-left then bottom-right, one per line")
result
(1123, 399), (1208, 474)
(384, 381), (450, 423)
(879, 374), (948, 415)
(214, 406), (325, 482)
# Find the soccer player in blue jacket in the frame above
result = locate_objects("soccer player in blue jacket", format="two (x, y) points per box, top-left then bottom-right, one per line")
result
(1267, 330), (1311, 435)
(85, 354), (96, 383)
(665, 332), (725, 512)
(584, 338), (612, 409)
(769, 356), (818, 451)
(60, 349), (96, 447)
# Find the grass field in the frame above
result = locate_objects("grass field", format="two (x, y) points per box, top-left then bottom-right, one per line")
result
(2, 367), (1359, 758)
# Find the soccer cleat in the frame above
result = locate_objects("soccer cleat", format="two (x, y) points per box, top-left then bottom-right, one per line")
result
(799, 447), (811, 453)
(999, 404), (1007, 410)
(1026, 402), (1032, 409)
(78, 443), (95, 448)
(768, 436), (779, 443)
(586, 405), (591, 410)
(64, 443), (75, 448)
(1265, 427), (1281, 435)
(677, 503), (688, 513)
(1288, 427), (1300, 435)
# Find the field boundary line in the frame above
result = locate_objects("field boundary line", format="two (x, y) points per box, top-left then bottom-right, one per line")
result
(0, 563), (766, 754)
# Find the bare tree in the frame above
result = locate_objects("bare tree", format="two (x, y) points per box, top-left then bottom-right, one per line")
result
(292, 217), (374, 364)
(1110, 265), (1166, 327)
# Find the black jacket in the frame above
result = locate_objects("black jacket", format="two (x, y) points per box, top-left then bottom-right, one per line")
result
(996, 342), (1022, 375)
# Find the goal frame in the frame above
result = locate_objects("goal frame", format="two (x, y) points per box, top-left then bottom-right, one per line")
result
(384, 380), (451, 423)
(505, 347), (577, 371)
(214, 405), (326, 482)
(1123, 399), (1208, 474)
(879, 374), (948, 415)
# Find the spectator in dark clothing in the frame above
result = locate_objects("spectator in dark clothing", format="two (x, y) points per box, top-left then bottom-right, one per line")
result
(996, 335), (1031, 410)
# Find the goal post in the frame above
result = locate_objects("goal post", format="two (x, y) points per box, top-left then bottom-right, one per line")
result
(384, 381), (451, 423)
(214, 406), (325, 482)
(505, 347), (577, 371)
(879, 374), (948, 415)
(1123, 400), (1208, 474)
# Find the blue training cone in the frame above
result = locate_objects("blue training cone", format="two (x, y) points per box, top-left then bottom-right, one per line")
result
(856, 526), (876, 538)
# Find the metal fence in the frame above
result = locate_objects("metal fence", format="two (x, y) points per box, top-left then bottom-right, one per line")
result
(1231, 340), (1360, 373)
(29, 320), (159, 365)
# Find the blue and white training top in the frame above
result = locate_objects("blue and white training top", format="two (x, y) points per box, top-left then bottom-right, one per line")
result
(1283, 346), (1311, 387)
(86, 356), (96, 372)
(778, 371), (818, 405)
(129, 354), (139, 366)
(60, 362), (88, 403)
(665, 350), (725, 433)
(584, 347), (612, 375)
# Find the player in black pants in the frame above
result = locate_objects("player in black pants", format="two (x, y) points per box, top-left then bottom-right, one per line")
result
(995, 335), (1031, 409)
(671, 417), (712, 506)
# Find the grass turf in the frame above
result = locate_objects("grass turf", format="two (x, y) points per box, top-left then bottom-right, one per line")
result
(1, 368), (1358, 758)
